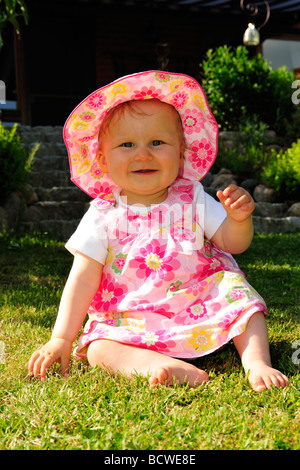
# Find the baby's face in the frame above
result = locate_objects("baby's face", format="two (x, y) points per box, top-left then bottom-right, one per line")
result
(97, 99), (185, 205)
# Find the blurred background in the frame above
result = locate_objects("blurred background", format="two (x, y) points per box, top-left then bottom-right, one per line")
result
(0, 0), (299, 126)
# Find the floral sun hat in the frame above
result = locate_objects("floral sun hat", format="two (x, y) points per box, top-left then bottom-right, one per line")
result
(63, 70), (218, 199)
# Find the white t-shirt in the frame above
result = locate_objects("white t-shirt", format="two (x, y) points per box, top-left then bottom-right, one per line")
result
(66, 182), (226, 265)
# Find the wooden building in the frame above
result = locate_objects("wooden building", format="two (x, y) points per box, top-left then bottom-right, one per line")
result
(1, 0), (300, 126)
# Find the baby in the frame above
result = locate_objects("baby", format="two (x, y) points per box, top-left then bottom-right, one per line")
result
(28, 71), (289, 392)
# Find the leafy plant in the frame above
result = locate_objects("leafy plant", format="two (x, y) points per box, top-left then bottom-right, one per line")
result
(0, 122), (38, 204)
(0, 0), (28, 48)
(201, 45), (299, 142)
(262, 139), (300, 199)
(216, 113), (271, 176)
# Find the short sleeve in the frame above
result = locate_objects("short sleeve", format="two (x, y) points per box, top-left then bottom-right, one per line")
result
(193, 182), (227, 239)
(65, 205), (108, 265)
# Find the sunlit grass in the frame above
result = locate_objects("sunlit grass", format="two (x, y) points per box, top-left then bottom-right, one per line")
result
(0, 231), (299, 450)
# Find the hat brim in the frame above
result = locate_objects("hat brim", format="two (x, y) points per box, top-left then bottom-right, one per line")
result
(63, 70), (218, 199)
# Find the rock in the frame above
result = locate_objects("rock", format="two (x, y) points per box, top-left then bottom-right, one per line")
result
(253, 216), (300, 234)
(264, 130), (277, 144)
(287, 202), (300, 217)
(267, 144), (284, 153)
(211, 173), (237, 190)
(254, 202), (288, 218)
(23, 205), (44, 223)
(217, 168), (233, 175)
(240, 179), (258, 193)
(21, 183), (39, 205)
(218, 131), (238, 142)
(2, 192), (23, 230)
(0, 207), (8, 231)
(253, 184), (276, 203)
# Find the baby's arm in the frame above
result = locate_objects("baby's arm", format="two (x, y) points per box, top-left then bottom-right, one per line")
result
(211, 184), (255, 254)
(28, 252), (103, 381)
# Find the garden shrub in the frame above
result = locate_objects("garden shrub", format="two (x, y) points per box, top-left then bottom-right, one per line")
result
(215, 113), (271, 176)
(0, 122), (36, 204)
(261, 139), (300, 199)
(201, 45), (299, 142)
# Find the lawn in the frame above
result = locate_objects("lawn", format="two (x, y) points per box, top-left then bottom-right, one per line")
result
(0, 231), (299, 450)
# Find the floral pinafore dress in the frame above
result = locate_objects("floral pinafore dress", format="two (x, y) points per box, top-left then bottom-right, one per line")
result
(74, 178), (267, 360)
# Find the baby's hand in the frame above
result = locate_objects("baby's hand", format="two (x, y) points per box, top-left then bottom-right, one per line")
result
(216, 184), (255, 223)
(28, 338), (72, 381)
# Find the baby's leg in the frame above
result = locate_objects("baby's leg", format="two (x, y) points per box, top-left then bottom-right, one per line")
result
(87, 340), (209, 388)
(233, 311), (289, 392)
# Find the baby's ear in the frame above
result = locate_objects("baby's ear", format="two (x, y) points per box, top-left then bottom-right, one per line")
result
(96, 149), (109, 173)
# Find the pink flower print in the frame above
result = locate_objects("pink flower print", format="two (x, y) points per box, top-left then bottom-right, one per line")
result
(87, 91), (107, 110)
(189, 138), (214, 172)
(194, 256), (224, 281)
(131, 329), (176, 352)
(186, 301), (207, 320)
(79, 112), (96, 122)
(132, 86), (164, 101)
(91, 165), (103, 180)
(149, 202), (170, 226)
(204, 240), (213, 257)
(182, 109), (206, 135)
(172, 180), (194, 196)
(170, 223), (196, 242)
(127, 299), (173, 319)
(103, 318), (122, 327)
(225, 286), (251, 304)
(78, 133), (97, 144)
(88, 181), (114, 199)
(155, 72), (170, 83)
(129, 240), (180, 284)
(80, 144), (89, 159)
(94, 192), (116, 210)
(184, 284), (204, 300)
(174, 299), (207, 326)
(167, 280), (183, 297)
(92, 273), (128, 312)
(112, 253), (127, 274)
(184, 79), (199, 90)
(217, 309), (243, 331)
(170, 91), (190, 109)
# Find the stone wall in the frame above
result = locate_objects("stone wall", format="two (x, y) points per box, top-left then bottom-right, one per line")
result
(202, 168), (300, 235)
(0, 125), (299, 239)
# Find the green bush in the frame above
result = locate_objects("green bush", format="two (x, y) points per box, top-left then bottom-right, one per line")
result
(0, 122), (35, 204)
(262, 139), (300, 199)
(216, 114), (271, 176)
(201, 45), (299, 142)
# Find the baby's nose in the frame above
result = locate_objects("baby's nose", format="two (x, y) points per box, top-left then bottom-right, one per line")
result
(135, 147), (153, 161)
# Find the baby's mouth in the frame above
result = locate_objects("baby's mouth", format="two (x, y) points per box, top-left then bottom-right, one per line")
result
(133, 169), (156, 174)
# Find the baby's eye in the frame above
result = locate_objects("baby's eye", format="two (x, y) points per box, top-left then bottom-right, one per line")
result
(152, 140), (163, 146)
(121, 142), (134, 148)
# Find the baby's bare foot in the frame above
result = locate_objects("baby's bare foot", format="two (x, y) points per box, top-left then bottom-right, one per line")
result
(149, 362), (209, 388)
(247, 361), (289, 392)
(87, 339), (209, 388)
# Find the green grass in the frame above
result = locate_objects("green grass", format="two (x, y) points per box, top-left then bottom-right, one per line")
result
(0, 231), (299, 450)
